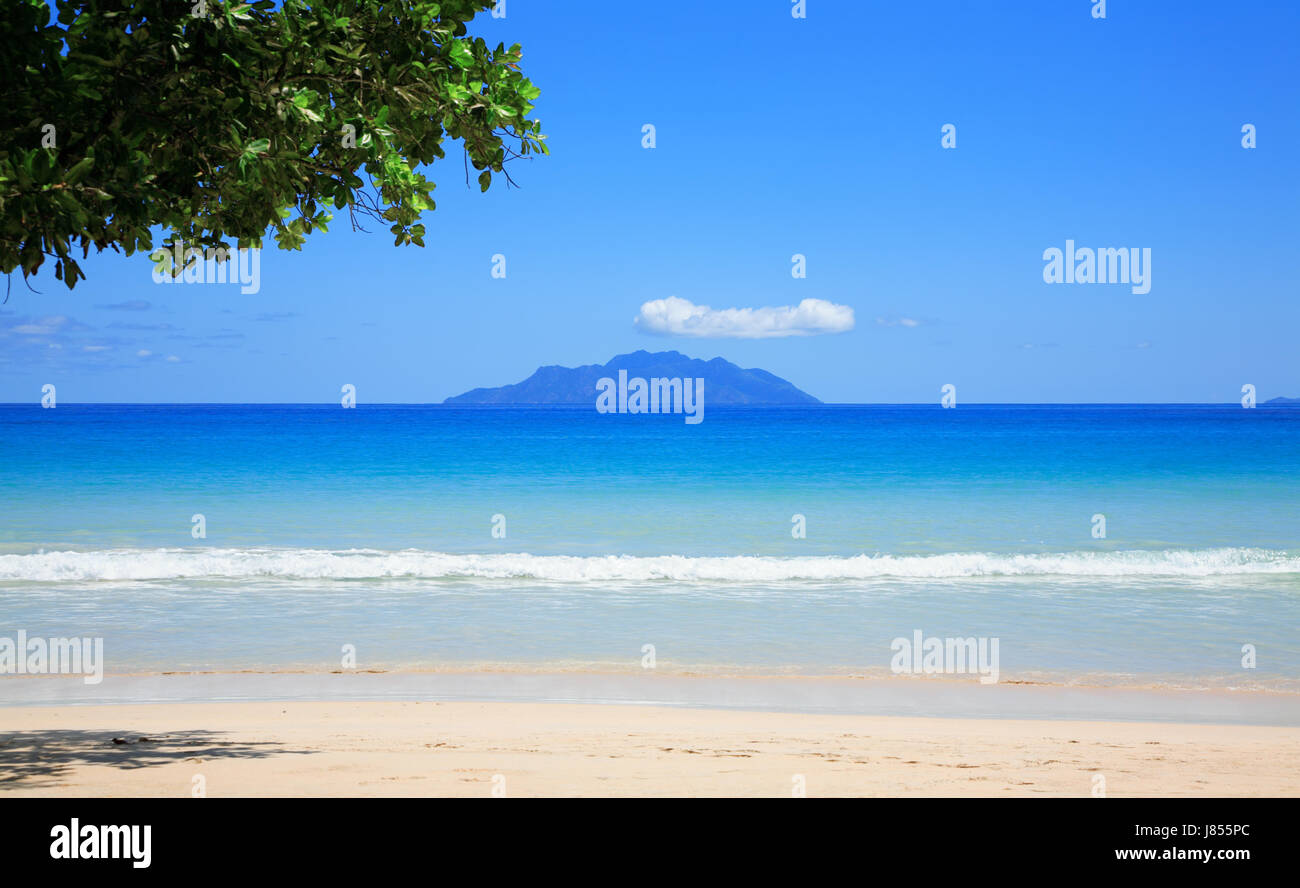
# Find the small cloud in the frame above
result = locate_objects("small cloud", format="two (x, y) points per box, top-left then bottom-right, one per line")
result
(166, 355), (181, 362)
(108, 321), (177, 331)
(95, 300), (152, 311)
(137, 349), (152, 358)
(83, 345), (110, 352)
(12, 315), (70, 336)
(635, 296), (854, 339)
(875, 316), (923, 328)
(179, 330), (244, 349)
(1136, 341), (1151, 349)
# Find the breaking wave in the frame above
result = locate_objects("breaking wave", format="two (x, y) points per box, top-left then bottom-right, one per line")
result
(1, 546), (1298, 583)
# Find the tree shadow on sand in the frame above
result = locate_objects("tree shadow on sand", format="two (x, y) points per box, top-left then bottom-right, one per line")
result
(0, 729), (314, 790)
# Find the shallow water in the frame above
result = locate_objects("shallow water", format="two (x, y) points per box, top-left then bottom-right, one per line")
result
(2, 404), (1297, 688)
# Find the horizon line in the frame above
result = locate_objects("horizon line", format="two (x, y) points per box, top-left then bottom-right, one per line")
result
(2, 401), (1292, 408)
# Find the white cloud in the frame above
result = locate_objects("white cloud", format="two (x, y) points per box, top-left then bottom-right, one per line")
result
(12, 316), (69, 336)
(166, 354), (181, 362)
(137, 349), (152, 358)
(875, 316), (922, 328)
(634, 296), (854, 339)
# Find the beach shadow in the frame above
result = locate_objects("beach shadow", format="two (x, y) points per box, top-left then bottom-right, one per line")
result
(0, 728), (313, 790)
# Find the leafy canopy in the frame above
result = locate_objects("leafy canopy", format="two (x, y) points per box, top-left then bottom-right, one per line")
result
(0, 0), (546, 289)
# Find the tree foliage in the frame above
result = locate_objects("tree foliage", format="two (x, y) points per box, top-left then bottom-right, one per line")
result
(0, 0), (546, 289)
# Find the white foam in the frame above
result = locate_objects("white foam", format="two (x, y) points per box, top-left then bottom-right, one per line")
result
(0, 546), (1296, 583)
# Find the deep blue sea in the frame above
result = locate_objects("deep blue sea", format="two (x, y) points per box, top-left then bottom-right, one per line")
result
(1, 404), (1297, 688)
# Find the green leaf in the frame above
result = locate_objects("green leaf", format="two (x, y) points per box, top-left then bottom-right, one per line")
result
(447, 39), (473, 69)
(64, 156), (95, 184)
(0, 0), (546, 290)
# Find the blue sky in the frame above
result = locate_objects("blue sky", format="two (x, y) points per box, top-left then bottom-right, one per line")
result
(2, 0), (1297, 403)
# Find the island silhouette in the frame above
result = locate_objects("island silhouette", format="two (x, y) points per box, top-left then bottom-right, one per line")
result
(444, 350), (820, 405)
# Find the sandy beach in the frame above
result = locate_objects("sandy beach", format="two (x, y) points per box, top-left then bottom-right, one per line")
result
(4, 698), (1298, 797)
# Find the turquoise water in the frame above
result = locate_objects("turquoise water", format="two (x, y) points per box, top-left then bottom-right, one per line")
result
(1, 404), (1297, 687)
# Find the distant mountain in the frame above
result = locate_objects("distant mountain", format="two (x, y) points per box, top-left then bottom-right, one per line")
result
(1262, 397), (1300, 407)
(444, 350), (820, 405)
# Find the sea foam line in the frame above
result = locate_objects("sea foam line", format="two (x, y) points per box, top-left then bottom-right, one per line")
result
(0, 547), (1297, 583)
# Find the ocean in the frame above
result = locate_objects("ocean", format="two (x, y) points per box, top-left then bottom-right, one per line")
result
(1, 404), (1297, 690)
